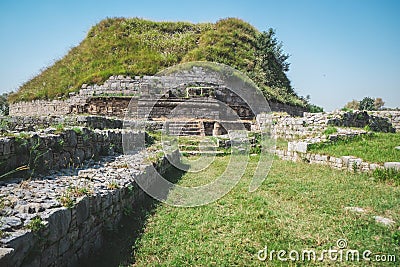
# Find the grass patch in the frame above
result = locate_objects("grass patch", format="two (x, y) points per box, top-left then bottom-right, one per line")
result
(72, 126), (83, 135)
(373, 168), (400, 185)
(275, 137), (288, 150)
(323, 126), (338, 136)
(53, 123), (65, 134)
(131, 155), (400, 266)
(26, 217), (45, 232)
(58, 185), (93, 208)
(308, 132), (400, 163)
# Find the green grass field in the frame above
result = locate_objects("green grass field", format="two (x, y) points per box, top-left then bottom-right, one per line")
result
(308, 133), (400, 163)
(130, 155), (400, 266)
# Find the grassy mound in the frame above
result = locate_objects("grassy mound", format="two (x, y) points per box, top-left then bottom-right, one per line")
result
(9, 17), (305, 107)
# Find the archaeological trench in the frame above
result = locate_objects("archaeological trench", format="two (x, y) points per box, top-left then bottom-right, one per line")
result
(1, 66), (399, 266)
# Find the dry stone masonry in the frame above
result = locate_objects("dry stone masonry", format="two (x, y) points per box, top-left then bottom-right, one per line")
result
(0, 127), (143, 177)
(0, 150), (179, 266)
(10, 67), (306, 118)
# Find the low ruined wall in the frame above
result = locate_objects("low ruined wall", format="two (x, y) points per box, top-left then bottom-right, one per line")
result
(327, 111), (395, 133)
(265, 110), (398, 141)
(370, 110), (400, 132)
(275, 149), (382, 172)
(0, 151), (179, 267)
(269, 101), (306, 117)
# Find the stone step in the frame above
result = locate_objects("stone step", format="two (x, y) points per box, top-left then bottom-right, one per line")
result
(165, 120), (204, 136)
(170, 132), (201, 136)
(167, 121), (200, 126)
(169, 129), (201, 134)
(168, 127), (201, 131)
(181, 150), (226, 155)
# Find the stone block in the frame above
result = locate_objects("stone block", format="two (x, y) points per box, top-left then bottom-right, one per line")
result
(46, 208), (72, 243)
(72, 149), (85, 164)
(3, 139), (11, 155)
(384, 162), (400, 171)
(374, 216), (395, 226)
(369, 163), (380, 170)
(340, 156), (354, 167)
(76, 197), (90, 225)
(0, 248), (14, 267)
(1, 230), (34, 267)
(288, 141), (308, 153)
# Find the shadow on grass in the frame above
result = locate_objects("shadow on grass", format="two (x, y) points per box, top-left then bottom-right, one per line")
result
(78, 164), (187, 267)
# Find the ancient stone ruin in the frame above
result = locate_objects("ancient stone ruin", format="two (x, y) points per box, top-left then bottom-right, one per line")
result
(9, 66), (306, 119)
(1, 66), (400, 266)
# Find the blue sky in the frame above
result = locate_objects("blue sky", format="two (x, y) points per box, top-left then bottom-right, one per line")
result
(0, 0), (399, 110)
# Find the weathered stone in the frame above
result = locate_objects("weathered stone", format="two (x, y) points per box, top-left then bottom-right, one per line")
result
(1, 230), (34, 267)
(0, 145), (178, 266)
(76, 197), (90, 225)
(341, 156), (354, 166)
(384, 162), (400, 171)
(288, 141), (308, 153)
(40, 242), (58, 267)
(344, 206), (365, 213)
(46, 208), (72, 243)
(58, 235), (71, 255)
(73, 149), (85, 164)
(369, 163), (380, 170)
(374, 216), (395, 226)
(0, 248), (14, 266)
(0, 216), (22, 229)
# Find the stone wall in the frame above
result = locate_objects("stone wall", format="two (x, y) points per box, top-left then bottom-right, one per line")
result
(269, 101), (305, 117)
(85, 97), (133, 117)
(0, 127), (143, 177)
(0, 116), (123, 132)
(0, 151), (179, 267)
(9, 98), (87, 117)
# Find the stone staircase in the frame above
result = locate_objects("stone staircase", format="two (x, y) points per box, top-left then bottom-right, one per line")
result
(166, 120), (204, 136)
(178, 139), (224, 155)
(167, 135), (225, 156)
